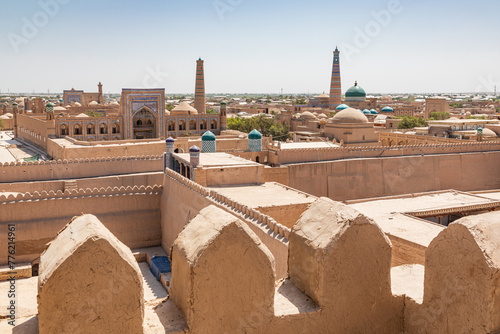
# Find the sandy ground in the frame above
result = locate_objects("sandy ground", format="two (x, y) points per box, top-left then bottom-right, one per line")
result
(0, 131), (41, 163)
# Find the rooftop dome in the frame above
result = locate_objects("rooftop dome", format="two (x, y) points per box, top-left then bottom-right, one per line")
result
(481, 128), (497, 137)
(110, 101), (120, 106)
(220, 101), (227, 106)
(332, 107), (369, 124)
(74, 102), (82, 107)
(75, 113), (89, 118)
(370, 110), (378, 115)
(370, 109), (377, 113)
(201, 131), (216, 141)
(362, 110), (370, 115)
(345, 81), (366, 98)
(0, 115), (9, 120)
(336, 104), (349, 111)
(381, 106), (394, 113)
(317, 92), (329, 98)
(46, 102), (54, 108)
(172, 101), (198, 115)
(318, 113), (328, 118)
(54, 106), (67, 111)
(301, 111), (317, 119)
(4, 113), (13, 118)
(89, 101), (98, 106)
(248, 129), (262, 140)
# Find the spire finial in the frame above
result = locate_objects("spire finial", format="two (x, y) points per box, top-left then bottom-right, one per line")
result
(355, 81), (358, 86)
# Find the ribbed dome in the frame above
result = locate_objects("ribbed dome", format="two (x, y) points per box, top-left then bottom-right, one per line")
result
(345, 82), (366, 98)
(332, 107), (369, 124)
(202, 131), (216, 141)
(336, 104), (349, 111)
(172, 102), (198, 115)
(317, 92), (329, 98)
(381, 106), (394, 112)
(248, 129), (262, 139)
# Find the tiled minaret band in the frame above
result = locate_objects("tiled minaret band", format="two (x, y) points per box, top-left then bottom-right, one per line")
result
(329, 47), (342, 110)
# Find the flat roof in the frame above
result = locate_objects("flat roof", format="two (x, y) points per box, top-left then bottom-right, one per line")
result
(348, 191), (499, 247)
(209, 182), (317, 208)
(280, 142), (341, 150)
(173, 152), (260, 168)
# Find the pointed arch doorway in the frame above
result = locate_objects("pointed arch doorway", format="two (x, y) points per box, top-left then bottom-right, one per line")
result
(133, 108), (157, 139)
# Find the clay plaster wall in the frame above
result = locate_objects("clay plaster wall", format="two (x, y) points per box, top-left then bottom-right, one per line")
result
(403, 211), (500, 333)
(161, 170), (290, 279)
(288, 151), (500, 201)
(0, 186), (162, 265)
(272, 141), (500, 165)
(17, 114), (50, 149)
(257, 203), (310, 229)
(203, 165), (264, 186)
(0, 156), (162, 183)
(37, 214), (144, 334)
(0, 172), (162, 193)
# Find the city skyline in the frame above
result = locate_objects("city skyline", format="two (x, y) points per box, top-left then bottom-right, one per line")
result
(1, 0), (499, 94)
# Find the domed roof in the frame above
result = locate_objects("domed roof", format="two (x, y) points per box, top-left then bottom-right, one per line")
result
(481, 128), (497, 137)
(317, 113), (328, 118)
(110, 101), (120, 106)
(370, 110), (378, 115)
(4, 113), (13, 118)
(75, 113), (89, 118)
(345, 81), (366, 98)
(0, 115), (9, 120)
(381, 106), (394, 112)
(172, 101), (198, 115)
(46, 102), (54, 108)
(301, 111), (317, 119)
(220, 101), (227, 106)
(317, 92), (329, 98)
(189, 145), (201, 152)
(370, 109), (377, 113)
(332, 107), (369, 124)
(336, 104), (349, 111)
(74, 102), (82, 107)
(362, 110), (370, 114)
(54, 106), (67, 111)
(201, 131), (216, 141)
(248, 129), (262, 139)
(89, 101), (98, 106)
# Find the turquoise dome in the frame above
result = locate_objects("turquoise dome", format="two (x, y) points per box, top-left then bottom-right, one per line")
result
(362, 110), (370, 114)
(370, 110), (378, 115)
(201, 131), (216, 141)
(336, 104), (349, 111)
(220, 101), (227, 106)
(345, 81), (366, 98)
(381, 106), (394, 113)
(46, 102), (54, 107)
(370, 109), (377, 113)
(248, 129), (262, 140)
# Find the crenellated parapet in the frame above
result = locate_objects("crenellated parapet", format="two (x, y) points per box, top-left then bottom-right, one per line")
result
(0, 184), (162, 204)
(164, 167), (291, 240)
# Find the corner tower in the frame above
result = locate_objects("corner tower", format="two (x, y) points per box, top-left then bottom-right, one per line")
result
(194, 58), (206, 114)
(329, 47), (342, 109)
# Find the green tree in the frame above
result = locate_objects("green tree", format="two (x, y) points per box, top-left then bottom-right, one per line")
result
(166, 103), (175, 111)
(227, 115), (291, 140)
(397, 116), (428, 129)
(206, 108), (218, 114)
(294, 98), (307, 105)
(429, 111), (450, 120)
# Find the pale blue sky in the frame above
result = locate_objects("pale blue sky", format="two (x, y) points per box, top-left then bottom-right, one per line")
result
(1, 0), (499, 94)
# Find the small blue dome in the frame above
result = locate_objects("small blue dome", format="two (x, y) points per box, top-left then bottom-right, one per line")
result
(362, 110), (370, 114)
(370, 110), (378, 115)
(248, 129), (262, 140)
(189, 145), (200, 152)
(166, 137), (175, 143)
(381, 106), (394, 113)
(336, 104), (349, 111)
(201, 131), (216, 141)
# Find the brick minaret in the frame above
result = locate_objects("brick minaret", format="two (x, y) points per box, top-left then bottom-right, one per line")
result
(329, 47), (342, 109)
(98, 82), (103, 104)
(194, 58), (206, 114)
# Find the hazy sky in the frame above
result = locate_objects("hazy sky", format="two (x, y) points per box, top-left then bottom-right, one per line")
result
(1, 0), (499, 94)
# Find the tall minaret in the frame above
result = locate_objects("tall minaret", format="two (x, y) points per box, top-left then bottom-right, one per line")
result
(98, 82), (103, 104)
(329, 47), (342, 109)
(194, 58), (206, 114)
